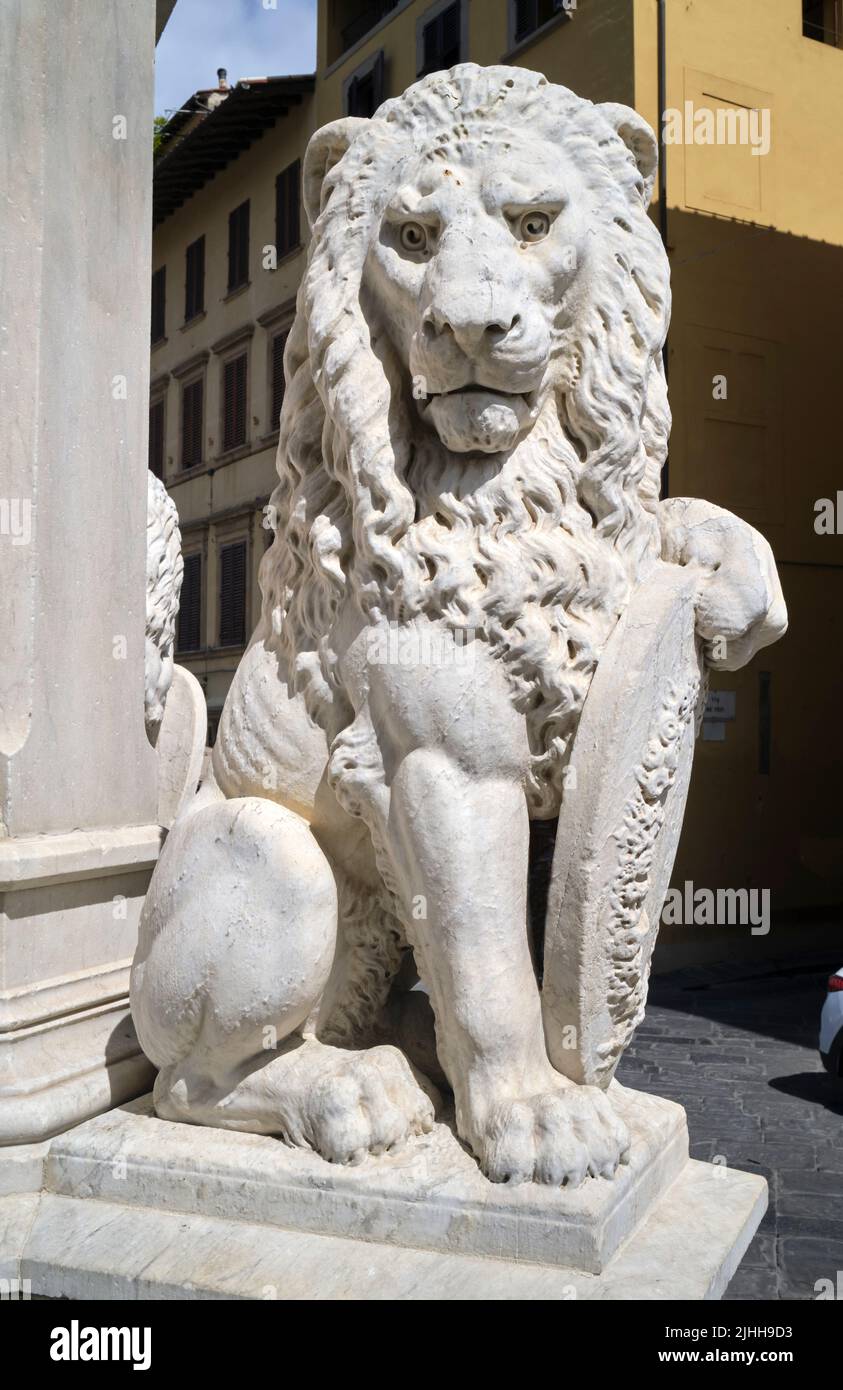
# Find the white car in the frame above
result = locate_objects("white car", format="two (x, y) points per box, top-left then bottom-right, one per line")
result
(820, 967), (843, 1078)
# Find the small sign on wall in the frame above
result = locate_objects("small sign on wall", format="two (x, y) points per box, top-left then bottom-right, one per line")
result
(702, 689), (736, 742)
(704, 690), (736, 721)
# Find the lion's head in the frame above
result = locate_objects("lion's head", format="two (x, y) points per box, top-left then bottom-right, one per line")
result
(261, 65), (671, 814)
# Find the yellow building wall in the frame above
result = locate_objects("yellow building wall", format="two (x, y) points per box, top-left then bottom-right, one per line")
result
(633, 0), (843, 959)
(317, 0), (634, 125)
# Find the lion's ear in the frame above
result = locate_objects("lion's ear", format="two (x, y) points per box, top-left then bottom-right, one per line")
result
(303, 117), (369, 229)
(600, 103), (658, 206)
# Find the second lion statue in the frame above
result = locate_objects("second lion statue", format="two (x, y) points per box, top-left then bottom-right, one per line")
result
(131, 66), (786, 1186)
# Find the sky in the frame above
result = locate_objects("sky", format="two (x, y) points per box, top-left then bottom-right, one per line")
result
(155, 0), (318, 118)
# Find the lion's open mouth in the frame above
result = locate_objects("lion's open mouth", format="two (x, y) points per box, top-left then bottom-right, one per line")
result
(418, 383), (537, 413)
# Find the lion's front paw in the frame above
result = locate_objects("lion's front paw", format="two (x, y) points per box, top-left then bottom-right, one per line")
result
(472, 1085), (631, 1187)
(301, 1045), (437, 1165)
(658, 497), (787, 670)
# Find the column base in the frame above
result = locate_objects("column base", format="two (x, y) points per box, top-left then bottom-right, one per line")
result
(0, 825), (161, 1144)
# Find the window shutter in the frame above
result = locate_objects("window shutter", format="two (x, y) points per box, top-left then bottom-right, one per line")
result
(148, 398), (165, 478)
(227, 201), (250, 291)
(514, 0), (535, 40)
(177, 552), (202, 652)
(222, 352), (248, 452)
(422, 16), (438, 73)
(218, 541), (247, 647)
(421, 3), (460, 76)
(346, 53), (385, 117)
(441, 2), (461, 63)
(151, 267), (166, 343)
(287, 161), (300, 255)
(181, 379), (203, 470)
(275, 161), (301, 260)
(271, 330), (288, 427)
(185, 236), (205, 320)
(372, 50), (385, 107)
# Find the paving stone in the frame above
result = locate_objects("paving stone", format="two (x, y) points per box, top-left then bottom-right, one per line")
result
(777, 1213), (843, 1243)
(777, 1170), (843, 1195)
(687, 1051), (753, 1064)
(778, 1237), (843, 1295)
(702, 1064), (768, 1079)
(778, 1192), (843, 1221)
(738, 1233), (777, 1268)
(723, 1267), (781, 1300)
(613, 957), (842, 1300)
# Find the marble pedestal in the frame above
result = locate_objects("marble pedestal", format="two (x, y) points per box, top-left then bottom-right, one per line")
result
(0, 0), (165, 1147)
(0, 1087), (766, 1300)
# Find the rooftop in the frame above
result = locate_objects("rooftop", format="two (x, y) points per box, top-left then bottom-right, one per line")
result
(153, 73), (315, 228)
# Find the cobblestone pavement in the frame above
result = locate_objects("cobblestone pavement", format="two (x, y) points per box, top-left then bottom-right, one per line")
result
(614, 951), (843, 1301)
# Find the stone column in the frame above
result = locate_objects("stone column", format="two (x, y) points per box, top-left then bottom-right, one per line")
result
(0, 0), (170, 1144)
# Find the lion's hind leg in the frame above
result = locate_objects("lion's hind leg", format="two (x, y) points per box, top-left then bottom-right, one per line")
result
(131, 797), (435, 1156)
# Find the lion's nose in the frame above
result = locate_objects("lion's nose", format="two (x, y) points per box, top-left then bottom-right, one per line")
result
(423, 305), (522, 355)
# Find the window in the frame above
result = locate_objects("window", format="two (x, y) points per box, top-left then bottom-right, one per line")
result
(149, 398), (165, 479)
(337, 0), (400, 57)
(803, 0), (842, 45)
(222, 351), (248, 453)
(418, 1), (460, 77)
(270, 329), (289, 429)
(512, 0), (569, 45)
(227, 200), (250, 292)
(184, 235), (205, 321)
(177, 552), (202, 652)
(275, 161), (301, 262)
(181, 377), (204, 470)
(218, 540), (247, 647)
(151, 266), (166, 344)
(345, 51), (385, 117)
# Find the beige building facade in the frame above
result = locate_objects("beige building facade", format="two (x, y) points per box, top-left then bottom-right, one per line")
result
(151, 0), (842, 955)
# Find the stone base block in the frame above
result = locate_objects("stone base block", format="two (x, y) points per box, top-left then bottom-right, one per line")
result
(0, 1086), (767, 1299)
(0, 824), (161, 1144)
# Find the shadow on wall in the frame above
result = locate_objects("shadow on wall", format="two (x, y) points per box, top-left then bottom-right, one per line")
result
(659, 209), (843, 941)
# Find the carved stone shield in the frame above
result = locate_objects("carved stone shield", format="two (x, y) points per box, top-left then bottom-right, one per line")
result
(542, 561), (706, 1087)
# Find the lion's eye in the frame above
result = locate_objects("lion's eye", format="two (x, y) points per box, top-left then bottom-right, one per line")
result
(399, 221), (428, 253)
(518, 211), (551, 243)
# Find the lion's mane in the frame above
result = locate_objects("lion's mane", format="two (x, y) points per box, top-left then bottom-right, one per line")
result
(260, 65), (671, 816)
(145, 470), (183, 739)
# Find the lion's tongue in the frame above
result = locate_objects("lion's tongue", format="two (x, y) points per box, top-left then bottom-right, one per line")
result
(429, 389), (527, 455)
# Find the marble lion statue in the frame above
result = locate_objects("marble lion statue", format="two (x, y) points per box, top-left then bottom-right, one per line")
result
(131, 66), (786, 1186)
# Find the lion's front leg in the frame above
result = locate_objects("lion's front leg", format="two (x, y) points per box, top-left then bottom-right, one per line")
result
(387, 749), (630, 1184)
(333, 628), (629, 1185)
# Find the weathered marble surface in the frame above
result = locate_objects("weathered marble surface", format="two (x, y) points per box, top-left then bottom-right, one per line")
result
(0, 0), (161, 1145)
(41, 1088), (686, 1273)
